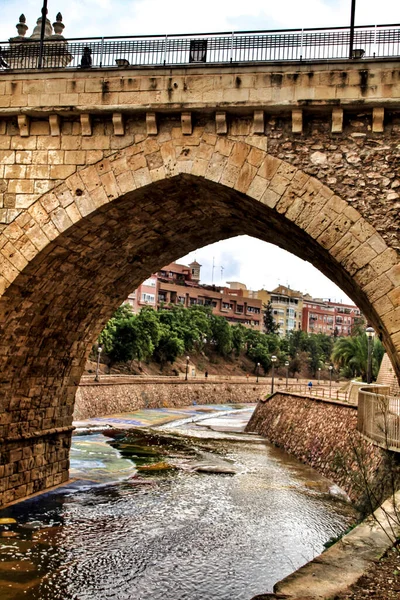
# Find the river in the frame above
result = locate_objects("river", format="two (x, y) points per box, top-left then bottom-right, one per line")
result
(0, 406), (357, 600)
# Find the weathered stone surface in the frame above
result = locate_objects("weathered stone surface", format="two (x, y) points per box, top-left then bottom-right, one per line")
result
(0, 61), (399, 507)
(246, 393), (396, 507)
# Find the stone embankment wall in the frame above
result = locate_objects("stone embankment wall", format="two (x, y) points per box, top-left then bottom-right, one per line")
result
(246, 392), (399, 510)
(74, 379), (268, 419)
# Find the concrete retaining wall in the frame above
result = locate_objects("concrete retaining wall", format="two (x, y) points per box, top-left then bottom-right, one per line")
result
(75, 379), (268, 419)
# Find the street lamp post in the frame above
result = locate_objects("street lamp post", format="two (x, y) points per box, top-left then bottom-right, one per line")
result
(271, 355), (277, 394)
(285, 361), (289, 389)
(349, 0), (356, 59)
(38, 0), (48, 69)
(95, 346), (102, 382)
(329, 365), (333, 397)
(318, 367), (321, 385)
(366, 326), (375, 384)
(256, 362), (260, 383)
(185, 356), (190, 381)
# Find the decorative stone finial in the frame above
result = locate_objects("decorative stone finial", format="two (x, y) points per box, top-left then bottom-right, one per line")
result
(30, 16), (53, 39)
(16, 14), (28, 37)
(53, 13), (65, 36)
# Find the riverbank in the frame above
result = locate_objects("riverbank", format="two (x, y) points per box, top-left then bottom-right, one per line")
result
(335, 545), (400, 599)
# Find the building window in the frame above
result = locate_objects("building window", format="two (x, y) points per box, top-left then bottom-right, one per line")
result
(143, 277), (156, 287)
(141, 293), (155, 303)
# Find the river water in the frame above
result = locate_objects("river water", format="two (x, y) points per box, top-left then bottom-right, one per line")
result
(0, 408), (357, 600)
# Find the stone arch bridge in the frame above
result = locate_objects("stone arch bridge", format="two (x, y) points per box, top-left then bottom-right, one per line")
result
(0, 57), (399, 506)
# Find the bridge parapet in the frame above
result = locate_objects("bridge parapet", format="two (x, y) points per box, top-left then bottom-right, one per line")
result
(1, 23), (400, 69)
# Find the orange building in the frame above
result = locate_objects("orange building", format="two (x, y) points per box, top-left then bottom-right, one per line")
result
(302, 295), (361, 336)
(126, 262), (262, 330)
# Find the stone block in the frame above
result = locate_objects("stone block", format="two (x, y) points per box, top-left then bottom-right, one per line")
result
(215, 112), (227, 135)
(228, 142), (250, 169)
(261, 188), (280, 209)
(269, 173), (291, 197)
(292, 109), (303, 134)
(247, 175), (269, 200)
(30, 121), (50, 136)
(112, 113), (125, 136)
(181, 112), (192, 136)
(80, 114), (92, 137)
(253, 110), (264, 134)
(386, 264), (400, 287)
(331, 107), (343, 133)
(215, 138), (234, 157)
(49, 115), (61, 137)
(50, 165), (76, 180)
(205, 152), (227, 183)
(372, 107), (384, 133)
(17, 115), (30, 137)
(234, 162), (258, 194)
(146, 112), (158, 135)
(258, 155), (281, 181)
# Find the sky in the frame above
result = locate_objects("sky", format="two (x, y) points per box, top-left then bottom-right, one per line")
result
(2, 1), (397, 303)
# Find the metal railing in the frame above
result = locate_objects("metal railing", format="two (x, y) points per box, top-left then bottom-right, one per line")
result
(358, 387), (400, 452)
(276, 383), (349, 403)
(1, 24), (399, 71)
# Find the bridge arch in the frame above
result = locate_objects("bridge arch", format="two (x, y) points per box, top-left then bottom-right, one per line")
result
(0, 129), (399, 505)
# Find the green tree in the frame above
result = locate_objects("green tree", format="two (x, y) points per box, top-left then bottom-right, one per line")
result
(287, 330), (309, 358)
(210, 315), (233, 356)
(98, 304), (134, 355)
(308, 336), (321, 376)
(247, 342), (271, 373)
(153, 325), (185, 368)
(232, 324), (246, 356)
(263, 301), (279, 334)
(332, 333), (384, 381)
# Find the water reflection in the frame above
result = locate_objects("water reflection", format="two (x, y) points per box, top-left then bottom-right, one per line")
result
(0, 416), (357, 600)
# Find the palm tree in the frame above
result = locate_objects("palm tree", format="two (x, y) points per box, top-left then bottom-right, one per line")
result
(332, 333), (384, 381)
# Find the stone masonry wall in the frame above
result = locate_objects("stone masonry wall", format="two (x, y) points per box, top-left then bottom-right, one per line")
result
(74, 380), (268, 419)
(246, 392), (400, 510)
(0, 429), (72, 508)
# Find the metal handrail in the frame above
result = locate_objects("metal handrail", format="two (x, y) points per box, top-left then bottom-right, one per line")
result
(0, 23), (399, 71)
(276, 382), (349, 403)
(357, 387), (400, 452)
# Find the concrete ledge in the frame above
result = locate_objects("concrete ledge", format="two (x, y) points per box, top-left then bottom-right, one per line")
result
(252, 492), (400, 599)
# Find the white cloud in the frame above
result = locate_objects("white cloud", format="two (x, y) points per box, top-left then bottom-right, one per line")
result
(181, 236), (354, 304)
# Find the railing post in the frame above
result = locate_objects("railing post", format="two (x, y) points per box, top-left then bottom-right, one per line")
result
(163, 35), (168, 66)
(99, 37), (104, 67)
(230, 31), (234, 62)
(300, 28), (304, 60)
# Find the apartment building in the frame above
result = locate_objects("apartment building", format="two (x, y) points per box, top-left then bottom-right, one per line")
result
(302, 295), (361, 336)
(247, 285), (303, 336)
(126, 262), (263, 330)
